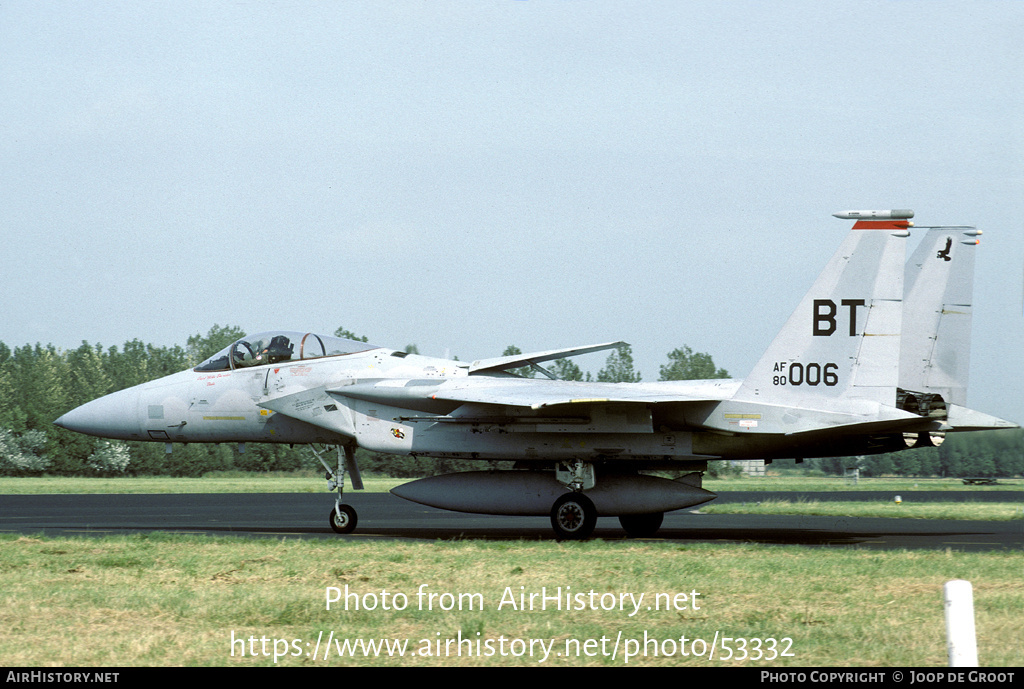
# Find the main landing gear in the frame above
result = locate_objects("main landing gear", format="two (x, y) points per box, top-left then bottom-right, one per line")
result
(550, 492), (598, 540)
(311, 444), (363, 534)
(550, 461), (597, 540)
(617, 512), (664, 538)
(550, 461), (667, 540)
(549, 493), (666, 540)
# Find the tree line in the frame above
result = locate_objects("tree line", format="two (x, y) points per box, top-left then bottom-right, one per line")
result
(0, 325), (1019, 478)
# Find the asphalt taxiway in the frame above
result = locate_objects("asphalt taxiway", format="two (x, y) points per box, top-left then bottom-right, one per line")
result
(1, 492), (1020, 551)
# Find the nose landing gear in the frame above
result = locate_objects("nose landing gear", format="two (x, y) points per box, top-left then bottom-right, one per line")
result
(311, 444), (362, 535)
(330, 503), (358, 535)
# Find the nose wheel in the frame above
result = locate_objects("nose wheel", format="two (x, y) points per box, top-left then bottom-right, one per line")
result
(330, 504), (358, 534)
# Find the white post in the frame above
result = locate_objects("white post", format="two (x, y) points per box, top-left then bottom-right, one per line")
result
(944, 580), (978, 667)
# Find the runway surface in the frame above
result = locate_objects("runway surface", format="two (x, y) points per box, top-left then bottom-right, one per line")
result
(1, 491), (1020, 551)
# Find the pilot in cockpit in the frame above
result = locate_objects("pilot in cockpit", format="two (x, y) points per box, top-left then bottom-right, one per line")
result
(262, 335), (295, 364)
(232, 334), (295, 369)
(231, 340), (259, 367)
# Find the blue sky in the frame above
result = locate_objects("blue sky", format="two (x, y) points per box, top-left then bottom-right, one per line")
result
(2, 1), (1021, 424)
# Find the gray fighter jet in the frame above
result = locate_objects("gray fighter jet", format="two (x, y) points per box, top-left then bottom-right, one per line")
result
(55, 210), (1016, 539)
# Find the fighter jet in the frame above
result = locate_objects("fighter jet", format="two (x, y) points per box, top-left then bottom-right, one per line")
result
(54, 210), (1016, 539)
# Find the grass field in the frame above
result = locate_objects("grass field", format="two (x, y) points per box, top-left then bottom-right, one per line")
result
(1, 533), (1021, 667)
(701, 499), (1022, 521)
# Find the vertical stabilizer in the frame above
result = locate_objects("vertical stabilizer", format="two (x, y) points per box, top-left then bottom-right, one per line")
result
(900, 226), (979, 408)
(735, 213), (910, 409)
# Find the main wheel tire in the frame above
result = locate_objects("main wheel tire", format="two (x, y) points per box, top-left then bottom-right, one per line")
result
(329, 504), (358, 534)
(550, 492), (597, 540)
(618, 512), (664, 538)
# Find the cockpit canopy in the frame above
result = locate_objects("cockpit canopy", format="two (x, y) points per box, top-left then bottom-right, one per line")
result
(194, 331), (380, 372)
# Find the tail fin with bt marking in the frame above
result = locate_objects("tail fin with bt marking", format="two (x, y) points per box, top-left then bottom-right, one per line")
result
(735, 211), (911, 409)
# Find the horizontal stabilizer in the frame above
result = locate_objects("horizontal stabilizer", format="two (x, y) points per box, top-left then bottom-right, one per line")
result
(944, 405), (1019, 431)
(781, 412), (933, 438)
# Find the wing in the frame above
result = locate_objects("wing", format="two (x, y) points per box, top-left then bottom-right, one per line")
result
(324, 377), (736, 440)
(423, 377), (725, 410)
(467, 342), (627, 375)
(322, 377), (931, 438)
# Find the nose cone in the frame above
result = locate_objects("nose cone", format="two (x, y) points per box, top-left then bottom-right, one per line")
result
(54, 386), (142, 440)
